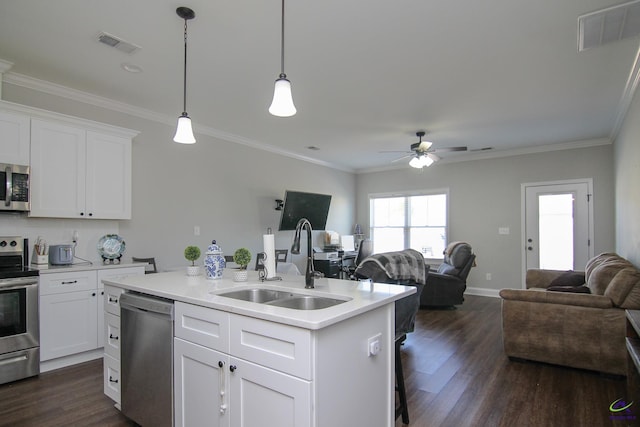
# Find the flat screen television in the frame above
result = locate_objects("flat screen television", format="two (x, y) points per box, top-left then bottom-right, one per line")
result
(278, 191), (332, 231)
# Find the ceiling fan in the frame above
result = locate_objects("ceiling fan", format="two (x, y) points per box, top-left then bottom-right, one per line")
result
(382, 131), (468, 168)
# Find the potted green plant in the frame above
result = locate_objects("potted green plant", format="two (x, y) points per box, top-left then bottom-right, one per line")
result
(184, 245), (201, 276)
(232, 248), (252, 282)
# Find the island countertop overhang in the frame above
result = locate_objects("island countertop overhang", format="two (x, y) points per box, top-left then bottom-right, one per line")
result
(102, 270), (415, 330)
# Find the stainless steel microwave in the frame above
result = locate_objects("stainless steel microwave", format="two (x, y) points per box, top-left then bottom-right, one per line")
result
(0, 163), (30, 212)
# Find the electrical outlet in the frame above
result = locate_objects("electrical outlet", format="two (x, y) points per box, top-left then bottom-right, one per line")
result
(367, 333), (382, 357)
(72, 230), (79, 243)
(194, 226), (200, 236)
(486, 273), (492, 281)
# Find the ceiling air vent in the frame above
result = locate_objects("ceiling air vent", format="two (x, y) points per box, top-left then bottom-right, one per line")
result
(578, 0), (640, 51)
(97, 32), (141, 54)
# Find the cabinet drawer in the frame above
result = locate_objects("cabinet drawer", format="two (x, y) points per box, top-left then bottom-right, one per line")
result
(104, 312), (121, 360)
(230, 314), (312, 380)
(175, 302), (229, 352)
(104, 285), (125, 316)
(103, 354), (121, 404)
(39, 271), (97, 295)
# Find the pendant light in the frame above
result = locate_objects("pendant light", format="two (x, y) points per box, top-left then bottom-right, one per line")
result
(173, 7), (196, 144)
(269, 0), (297, 117)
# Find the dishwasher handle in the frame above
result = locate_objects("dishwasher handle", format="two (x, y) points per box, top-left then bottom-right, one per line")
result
(120, 292), (174, 319)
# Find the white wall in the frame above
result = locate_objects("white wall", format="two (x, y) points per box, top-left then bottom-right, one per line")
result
(614, 84), (640, 265)
(1, 83), (356, 272)
(356, 145), (615, 293)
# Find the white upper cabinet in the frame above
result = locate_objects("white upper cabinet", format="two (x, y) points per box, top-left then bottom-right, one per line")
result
(30, 118), (134, 219)
(0, 110), (30, 165)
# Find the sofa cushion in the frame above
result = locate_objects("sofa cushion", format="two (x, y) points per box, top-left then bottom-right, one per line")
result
(604, 267), (640, 309)
(586, 254), (633, 295)
(549, 271), (585, 287)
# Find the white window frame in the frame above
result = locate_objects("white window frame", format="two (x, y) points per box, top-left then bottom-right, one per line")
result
(368, 188), (450, 263)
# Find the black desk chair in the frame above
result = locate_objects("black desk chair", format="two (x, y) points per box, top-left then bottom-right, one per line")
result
(342, 239), (373, 280)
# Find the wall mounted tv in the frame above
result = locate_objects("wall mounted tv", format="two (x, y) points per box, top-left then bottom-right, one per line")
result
(278, 191), (332, 231)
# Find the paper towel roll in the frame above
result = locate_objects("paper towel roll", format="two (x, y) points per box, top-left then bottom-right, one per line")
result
(263, 233), (277, 278)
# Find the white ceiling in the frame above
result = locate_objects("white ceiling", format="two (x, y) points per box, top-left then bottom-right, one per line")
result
(1, 0), (639, 172)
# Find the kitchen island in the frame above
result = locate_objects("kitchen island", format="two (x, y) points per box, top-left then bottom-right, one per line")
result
(102, 269), (414, 427)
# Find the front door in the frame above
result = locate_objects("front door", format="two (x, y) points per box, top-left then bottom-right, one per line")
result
(523, 180), (593, 283)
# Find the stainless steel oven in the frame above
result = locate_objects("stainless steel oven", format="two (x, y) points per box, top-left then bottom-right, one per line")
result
(0, 236), (39, 384)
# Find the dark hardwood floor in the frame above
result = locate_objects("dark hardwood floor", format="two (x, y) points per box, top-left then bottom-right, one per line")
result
(0, 295), (635, 426)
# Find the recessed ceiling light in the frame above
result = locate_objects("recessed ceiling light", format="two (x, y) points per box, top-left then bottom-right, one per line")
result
(121, 63), (143, 73)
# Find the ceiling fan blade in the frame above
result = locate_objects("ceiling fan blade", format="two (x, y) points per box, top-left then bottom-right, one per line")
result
(391, 154), (414, 163)
(378, 150), (413, 154)
(429, 146), (468, 153)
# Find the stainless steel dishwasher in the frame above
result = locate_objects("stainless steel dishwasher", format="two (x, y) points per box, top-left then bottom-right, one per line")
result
(120, 292), (174, 427)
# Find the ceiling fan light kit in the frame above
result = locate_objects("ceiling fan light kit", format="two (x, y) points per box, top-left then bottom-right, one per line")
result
(383, 131), (467, 169)
(173, 6), (196, 144)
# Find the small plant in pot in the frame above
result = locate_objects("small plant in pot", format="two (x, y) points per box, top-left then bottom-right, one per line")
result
(232, 248), (252, 282)
(184, 246), (202, 276)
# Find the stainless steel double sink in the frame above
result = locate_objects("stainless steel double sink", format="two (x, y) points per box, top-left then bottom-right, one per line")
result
(214, 288), (349, 310)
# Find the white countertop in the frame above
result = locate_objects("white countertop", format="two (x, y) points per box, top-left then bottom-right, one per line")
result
(102, 269), (415, 330)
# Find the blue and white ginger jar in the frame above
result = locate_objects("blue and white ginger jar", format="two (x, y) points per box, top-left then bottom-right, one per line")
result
(204, 240), (225, 280)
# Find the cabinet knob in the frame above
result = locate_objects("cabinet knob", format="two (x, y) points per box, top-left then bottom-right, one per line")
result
(229, 365), (237, 372)
(92, 292), (96, 297)
(88, 213), (93, 217)
(80, 212), (84, 216)
(218, 361), (224, 368)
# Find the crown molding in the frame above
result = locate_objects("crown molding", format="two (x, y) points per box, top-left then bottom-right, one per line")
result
(2, 71), (354, 173)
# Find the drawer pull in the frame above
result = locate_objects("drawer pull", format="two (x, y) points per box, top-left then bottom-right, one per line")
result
(109, 376), (119, 383)
(109, 297), (119, 303)
(61, 280), (78, 285)
(109, 334), (119, 340)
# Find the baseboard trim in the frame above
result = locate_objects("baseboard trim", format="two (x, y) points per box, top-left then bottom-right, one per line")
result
(466, 287), (501, 298)
(40, 349), (103, 373)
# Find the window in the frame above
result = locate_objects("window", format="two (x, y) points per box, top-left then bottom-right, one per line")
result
(369, 192), (448, 259)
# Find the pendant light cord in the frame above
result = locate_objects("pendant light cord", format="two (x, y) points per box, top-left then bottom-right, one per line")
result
(280, 0), (285, 77)
(182, 18), (188, 114)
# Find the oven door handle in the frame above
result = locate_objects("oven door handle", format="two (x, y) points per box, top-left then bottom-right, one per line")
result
(0, 354), (29, 366)
(0, 278), (38, 290)
(4, 165), (11, 207)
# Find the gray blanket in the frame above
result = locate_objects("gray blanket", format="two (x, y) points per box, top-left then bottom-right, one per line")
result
(355, 248), (427, 285)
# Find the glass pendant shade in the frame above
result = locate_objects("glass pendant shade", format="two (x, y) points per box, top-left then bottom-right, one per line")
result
(173, 114), (196, 144)
(269, 76), (296, 117)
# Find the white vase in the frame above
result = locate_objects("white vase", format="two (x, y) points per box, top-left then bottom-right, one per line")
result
(233, 270), (248, 282)
(187, 265), (201, 276)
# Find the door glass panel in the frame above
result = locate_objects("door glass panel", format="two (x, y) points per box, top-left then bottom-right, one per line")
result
(538, 194), (574, 270)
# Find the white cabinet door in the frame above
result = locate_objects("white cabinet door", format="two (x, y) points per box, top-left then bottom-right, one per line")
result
(174, 337), (230, 427)
(0, 110), (30, 165)
(229, 357), (311, 427)
(85, 131), (132, 219)
(29, 120), (133, 219)
(30, 119), (86, 218)
(40, 290), (99, 361)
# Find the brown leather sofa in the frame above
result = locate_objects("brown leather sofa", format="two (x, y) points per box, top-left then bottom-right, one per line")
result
(499, 253), (640, 375)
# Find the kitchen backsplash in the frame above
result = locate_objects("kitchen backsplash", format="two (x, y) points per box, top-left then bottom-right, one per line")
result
(0, 214), (120, 263)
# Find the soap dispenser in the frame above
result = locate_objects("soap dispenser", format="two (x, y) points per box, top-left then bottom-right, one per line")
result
(204, 240), (225, 279)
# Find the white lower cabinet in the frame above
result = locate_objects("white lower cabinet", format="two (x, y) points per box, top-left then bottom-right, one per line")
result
(174, 302), (312, 427)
